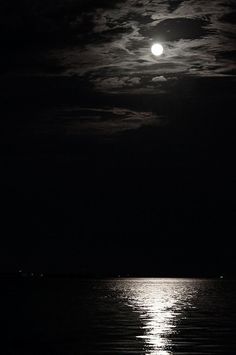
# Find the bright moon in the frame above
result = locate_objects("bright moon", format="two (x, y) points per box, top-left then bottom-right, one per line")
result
(151, 43), (164, 56)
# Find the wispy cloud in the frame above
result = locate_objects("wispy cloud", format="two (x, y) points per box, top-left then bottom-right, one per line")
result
(49, 0), (236, 93)
(2, 0), (235, 92)
(50, 106), (166, 135)
(152, 76), (167, 82)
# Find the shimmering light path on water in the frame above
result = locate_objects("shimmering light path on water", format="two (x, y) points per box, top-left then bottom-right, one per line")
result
(3, 278), (236, 354)
(92, 278), (236, 354)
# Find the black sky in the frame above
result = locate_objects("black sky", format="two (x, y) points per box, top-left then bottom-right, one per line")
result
(1, 0), (236, 276)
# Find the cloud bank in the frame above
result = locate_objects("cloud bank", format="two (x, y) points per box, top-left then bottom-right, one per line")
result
(1, 0), (236, 93)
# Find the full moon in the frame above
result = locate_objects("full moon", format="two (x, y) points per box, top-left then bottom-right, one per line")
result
(151, 43), (164, 56)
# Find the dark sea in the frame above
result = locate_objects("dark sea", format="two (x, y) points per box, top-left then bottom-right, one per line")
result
(2, 278), (236, 354)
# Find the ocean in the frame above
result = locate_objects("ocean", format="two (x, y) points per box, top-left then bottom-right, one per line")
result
(3, 278), (236, 354)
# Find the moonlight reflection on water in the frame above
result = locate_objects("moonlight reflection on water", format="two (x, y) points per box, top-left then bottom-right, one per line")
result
(113, 279), (198, 354)
(7, 278), (236, 354)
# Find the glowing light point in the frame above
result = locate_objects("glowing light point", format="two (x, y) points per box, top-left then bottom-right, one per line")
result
(151, 43), (164, 56)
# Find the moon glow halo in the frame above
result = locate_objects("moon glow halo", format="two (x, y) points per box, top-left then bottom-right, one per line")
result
(151, 43), (164, 56)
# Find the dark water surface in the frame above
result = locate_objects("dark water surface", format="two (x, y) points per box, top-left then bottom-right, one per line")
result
(3, 278), (236, 354)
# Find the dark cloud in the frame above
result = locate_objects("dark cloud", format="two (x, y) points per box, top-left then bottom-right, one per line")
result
(145, 18), (210, 41)
(29, 106), (165, 136)
(220, 11), (236, 24)
(168, 0), (185, 13)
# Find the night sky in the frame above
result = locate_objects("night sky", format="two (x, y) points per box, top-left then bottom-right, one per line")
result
(1, 0), (236, 276)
